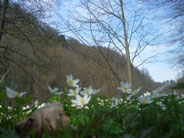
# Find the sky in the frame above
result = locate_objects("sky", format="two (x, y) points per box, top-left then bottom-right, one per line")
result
(44, 0), (181, 83)
(132, 44), (179, 82)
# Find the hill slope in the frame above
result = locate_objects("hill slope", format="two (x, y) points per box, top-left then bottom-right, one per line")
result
(0, 3), (160, 99)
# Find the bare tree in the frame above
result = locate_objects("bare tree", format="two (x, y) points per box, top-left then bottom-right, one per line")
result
(0, 0), (9, 42)
(145, 0), (184, 68)
(0, 0), (58, 94)
(56, 0), (160, 88)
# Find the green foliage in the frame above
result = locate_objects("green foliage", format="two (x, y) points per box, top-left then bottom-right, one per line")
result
(0, 2), (160, 100)
(0, 128), (19, 138)
(0, 74), (184, 138)
(62, 94), (184, 137)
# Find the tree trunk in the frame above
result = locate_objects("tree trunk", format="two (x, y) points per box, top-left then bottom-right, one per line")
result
(0, 0), (9, 42)
(120, 0), (133, 89)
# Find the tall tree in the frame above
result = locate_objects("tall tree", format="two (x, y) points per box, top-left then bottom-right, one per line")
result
(56, 0), (159, 88)
(0, 0), (58, 93)
(145, 0), (184, 68)
(0, 0), (9, 42)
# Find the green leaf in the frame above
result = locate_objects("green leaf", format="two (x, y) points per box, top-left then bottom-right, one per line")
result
(64, 87), (69, 93)
(0, 65), (13, 85)
(15, 94), (32, 106)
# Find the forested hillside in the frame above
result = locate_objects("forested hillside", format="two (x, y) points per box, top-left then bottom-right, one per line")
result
(0, 2), (160, 100)
(1, 1), (184, 137)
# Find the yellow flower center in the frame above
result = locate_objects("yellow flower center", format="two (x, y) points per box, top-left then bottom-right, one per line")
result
(80, 97), (85, 105)
(73, 90), (77, 95)
(130, 90), (135, 94)
(156, 101), (160, 105)
(86, 91), (90, 95)
(68, 80), (73, 85)
(123, 87), (127, 91)
(16, 91), (20, 96)
(115, 100), (118, 104)
(142, 98), (148, 103)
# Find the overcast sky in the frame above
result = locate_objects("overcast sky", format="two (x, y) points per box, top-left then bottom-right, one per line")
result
(45, 0), (181, 83)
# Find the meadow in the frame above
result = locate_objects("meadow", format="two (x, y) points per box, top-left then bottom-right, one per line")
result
(0, 74), (184, 138)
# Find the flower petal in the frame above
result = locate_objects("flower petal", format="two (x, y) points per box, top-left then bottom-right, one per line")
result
(71, 99), (77, 104)
(6, 87), (17, 99)
(73, 79), (79, 84)
(55, 92), (63, 95)
(117, 87), (123, 90)
(68, 93), (74, 96)
(76, 94), (81, 101)
(66, 74), (73, 80)
(53, 87), (59, 92)
(94, 89), (100, 94)
(86, 96), (91, 104)
(48, 86), (52, 92)
(84, 94), (88, 101)
(18, 92), (27, 97)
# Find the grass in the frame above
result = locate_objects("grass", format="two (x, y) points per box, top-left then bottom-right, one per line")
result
(0, 74), (184, 138)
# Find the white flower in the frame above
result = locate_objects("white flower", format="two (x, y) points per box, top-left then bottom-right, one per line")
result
(8, 106), (13, 111)
(156, 101), (167, 110)
(6, 87), (27, 99)
(84, 106), (89, 109)
(48, 86), (58, 93)
(80, 86), (94, 96)
(68, 87), (81, 96)
(48, 86), (63, 95)
(137, 95), (153, 104)
(98, 101), (104, 106)
(156, 101), (164, 106)
(97, 99), (104, 106)
(71, 104), (76, 107)
(111, 97), (120, 108)
(130, 87), (142, 96)
(111, 97), (118, 103)
(153, 85), (165, 93)
(97, 97), (101, 101)
(117, 82), (131, 94)
(34, 99), (39, 105)
(38, 103), (47, 109)
(22, 105), (31, 110)
(180, 94), (184, 99)
(161, 105), (166, 110)
(66, 74), (79, 87)
(120, 99), (123, 102)
(76, 106), (82, 109)
(144, 91), (151, 96)
(126, 95), (132, 101)
(93, 88), (101, 94)
(152, 86), (165, 98)
(71, 94), (91, 107)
